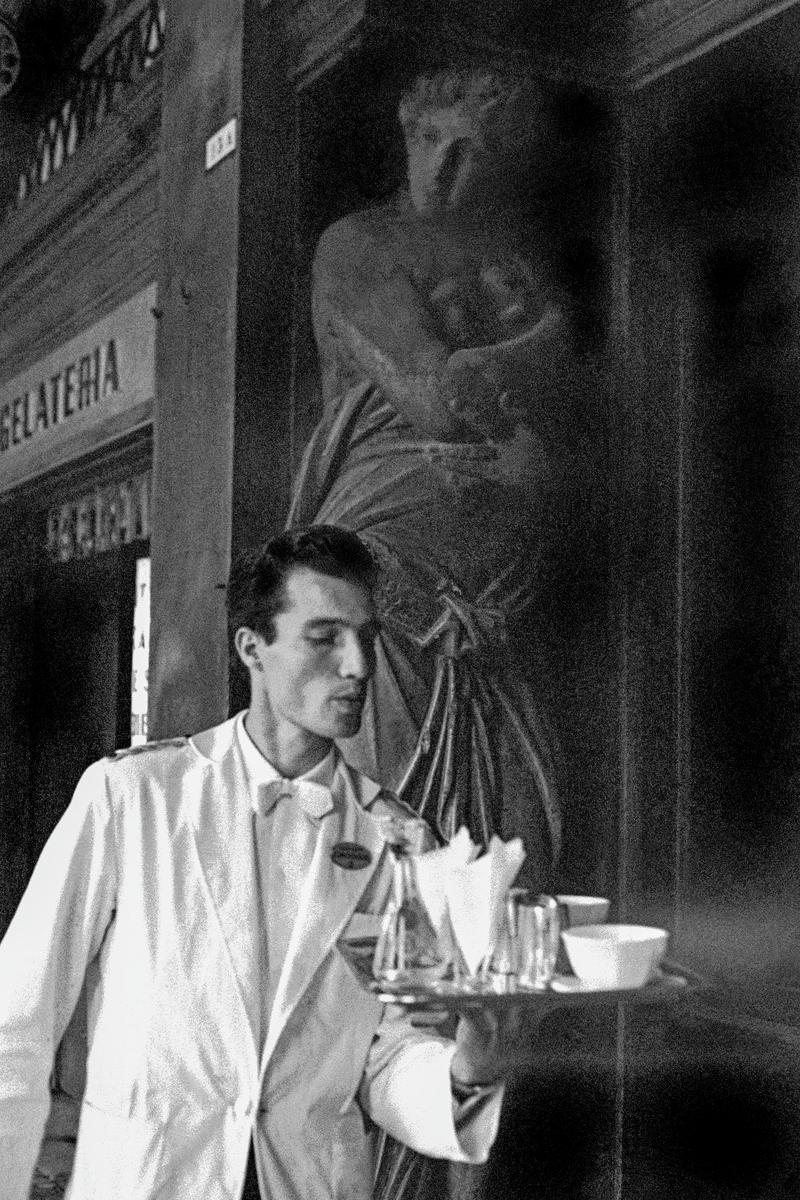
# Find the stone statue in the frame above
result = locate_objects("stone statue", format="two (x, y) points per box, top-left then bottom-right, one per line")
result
(289, 59), (576, 889)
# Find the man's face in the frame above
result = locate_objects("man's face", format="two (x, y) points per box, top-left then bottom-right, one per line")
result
(249, 566), (378, 746)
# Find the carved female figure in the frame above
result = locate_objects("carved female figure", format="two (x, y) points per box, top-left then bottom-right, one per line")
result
(289, 60), (574, 887)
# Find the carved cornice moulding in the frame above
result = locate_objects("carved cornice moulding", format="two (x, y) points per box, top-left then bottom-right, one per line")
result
(627, 0), (800, 86)
(0, 69), (162, 280)
(81, 0), (155, 66)
(273, 0), (366, 88)
(273, 0), (800, 91)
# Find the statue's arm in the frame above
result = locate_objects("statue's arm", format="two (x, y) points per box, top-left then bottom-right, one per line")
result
(312, 215), (469, 440)
(444, 306), (570, 435)
(313, 214), (571, 442)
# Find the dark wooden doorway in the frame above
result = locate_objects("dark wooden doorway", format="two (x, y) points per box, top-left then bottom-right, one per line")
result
(25, 541), (143, 1104)
(28, 551), (124, 863)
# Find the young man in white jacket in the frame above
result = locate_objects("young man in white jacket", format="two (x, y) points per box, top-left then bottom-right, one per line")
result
(0, 525), (523, 1200)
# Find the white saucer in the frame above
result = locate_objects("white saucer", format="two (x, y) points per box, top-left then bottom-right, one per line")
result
(550, 967), (685, 994)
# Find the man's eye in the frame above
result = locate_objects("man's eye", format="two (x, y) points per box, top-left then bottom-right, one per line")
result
(307, 634), (337, 646)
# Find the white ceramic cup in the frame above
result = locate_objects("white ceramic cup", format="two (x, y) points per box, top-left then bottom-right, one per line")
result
(555, 895), (610, 928)
(560, 923), (669, 989)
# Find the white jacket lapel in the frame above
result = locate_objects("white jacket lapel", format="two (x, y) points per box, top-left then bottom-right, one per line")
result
(186, 719), (261, 1059)
(263, 763), (386, 1066)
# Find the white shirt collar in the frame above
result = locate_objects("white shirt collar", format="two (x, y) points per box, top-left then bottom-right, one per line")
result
(234, 710), (338, 791)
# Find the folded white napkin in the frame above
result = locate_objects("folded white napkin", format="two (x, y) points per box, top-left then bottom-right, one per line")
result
(413, 826), (480, 935)
(414, 827), (526, 976)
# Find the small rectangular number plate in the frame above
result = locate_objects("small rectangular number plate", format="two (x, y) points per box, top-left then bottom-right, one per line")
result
(205, 118), (237, 171)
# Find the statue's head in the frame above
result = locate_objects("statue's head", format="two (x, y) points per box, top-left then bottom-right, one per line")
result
(398, 60), (541, 215)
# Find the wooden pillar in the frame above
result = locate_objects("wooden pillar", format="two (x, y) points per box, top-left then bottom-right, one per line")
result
(620, 12), (800, 1197)
(150, 0), (296, 736)
(149, 0), (244, 737)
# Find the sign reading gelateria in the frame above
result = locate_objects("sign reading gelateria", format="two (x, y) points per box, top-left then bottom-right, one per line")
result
(0, 284), (157, 492)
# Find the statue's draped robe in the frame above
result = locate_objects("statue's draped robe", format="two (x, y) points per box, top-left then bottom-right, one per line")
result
(288, 372), (560, 886)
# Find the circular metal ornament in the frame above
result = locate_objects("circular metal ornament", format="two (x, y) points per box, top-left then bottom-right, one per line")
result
(0, 17), (21, 99)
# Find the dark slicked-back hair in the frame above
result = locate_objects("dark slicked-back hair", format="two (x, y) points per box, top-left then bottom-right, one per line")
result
(226, 525), (378, 645)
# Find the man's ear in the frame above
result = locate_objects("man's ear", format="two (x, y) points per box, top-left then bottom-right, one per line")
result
(234, 627), (264, 673)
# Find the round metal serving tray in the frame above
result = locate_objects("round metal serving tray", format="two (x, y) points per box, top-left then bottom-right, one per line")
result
(337, 937), (705, 1013)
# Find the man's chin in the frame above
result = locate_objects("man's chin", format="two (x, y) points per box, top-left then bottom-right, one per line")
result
(327, 708), (364, 740)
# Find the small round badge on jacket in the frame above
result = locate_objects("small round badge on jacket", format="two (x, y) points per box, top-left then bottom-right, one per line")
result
(331, 841), (372, 870)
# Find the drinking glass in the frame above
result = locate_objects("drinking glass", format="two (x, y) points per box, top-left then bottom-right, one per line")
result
(516, 894), (560, 989)
(372, 816), (449, 986)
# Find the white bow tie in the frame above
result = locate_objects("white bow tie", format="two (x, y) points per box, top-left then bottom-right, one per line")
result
(252, 778), (335, 823)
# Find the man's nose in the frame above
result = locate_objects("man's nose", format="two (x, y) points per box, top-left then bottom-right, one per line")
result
(338, 632), (374, 679)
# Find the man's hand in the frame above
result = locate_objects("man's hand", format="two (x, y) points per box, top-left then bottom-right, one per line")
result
(451, 1004), (540, 1089)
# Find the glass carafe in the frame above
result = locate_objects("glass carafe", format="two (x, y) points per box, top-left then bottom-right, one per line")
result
(373, 816), (449, 986)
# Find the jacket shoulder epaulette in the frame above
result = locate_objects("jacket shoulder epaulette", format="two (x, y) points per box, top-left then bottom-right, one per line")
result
(106, 737), (188, 761)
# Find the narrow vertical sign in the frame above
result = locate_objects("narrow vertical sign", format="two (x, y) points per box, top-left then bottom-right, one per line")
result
(130, 556), (151, 745)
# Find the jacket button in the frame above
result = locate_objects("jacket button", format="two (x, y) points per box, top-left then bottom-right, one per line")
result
(233, 1097), (253, 1119)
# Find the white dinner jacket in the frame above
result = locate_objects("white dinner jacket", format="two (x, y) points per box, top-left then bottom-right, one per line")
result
(0, 715), (502, 1200)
